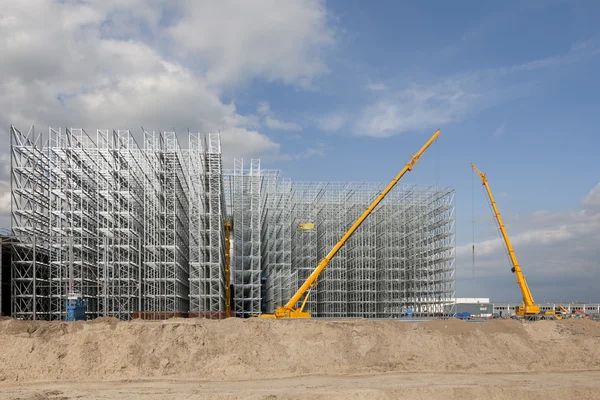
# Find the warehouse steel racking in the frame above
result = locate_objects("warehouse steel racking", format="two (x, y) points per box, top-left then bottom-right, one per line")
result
(9, 126), (225, 320)
(274, 182), (456, 318)
(9, 125), (455, 320)
(224, 160), (264, 317)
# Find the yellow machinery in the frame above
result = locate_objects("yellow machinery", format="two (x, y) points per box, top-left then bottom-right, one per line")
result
(472, 164), (560, 320)
(298, 222), (315, 230)
(259, 130), (441, 319)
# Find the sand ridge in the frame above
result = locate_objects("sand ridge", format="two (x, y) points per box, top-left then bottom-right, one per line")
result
(0, 317), (599, 385)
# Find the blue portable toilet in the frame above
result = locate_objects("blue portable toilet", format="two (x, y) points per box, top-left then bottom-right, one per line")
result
(66, 292), (87, 321)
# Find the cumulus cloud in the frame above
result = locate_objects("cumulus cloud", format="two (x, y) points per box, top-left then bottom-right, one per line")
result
(582, 183), (600, 209)
(168, 0), (335, 88)
(257, 101), (271, 115)
(0, 0), (333, 168)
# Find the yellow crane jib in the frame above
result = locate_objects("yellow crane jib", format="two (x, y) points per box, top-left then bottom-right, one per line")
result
(259, 130), (442, 319)
(471, 163), (540, 316)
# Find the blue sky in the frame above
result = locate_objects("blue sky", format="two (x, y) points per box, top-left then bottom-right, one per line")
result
(251, 1), (599, 198)
(234, 0), (600, 301)
(1, 0), (599, 302)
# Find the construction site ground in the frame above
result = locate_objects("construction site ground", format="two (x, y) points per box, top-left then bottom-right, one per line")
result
(1, 317), (599, 399)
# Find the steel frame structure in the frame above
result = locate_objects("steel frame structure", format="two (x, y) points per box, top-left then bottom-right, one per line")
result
(225, 159), (263, 317)
(188, 132), (227, 316)
(141, 130), (163, 315)
(11, 126), (52, 319)
(288, 183), (320, 314)
(9, 126), (226, 320)
(10, 125), (454, 320)
(260, 171), (292, 314)
(158, 131), (190, 313)
(263, 181), (456, 318)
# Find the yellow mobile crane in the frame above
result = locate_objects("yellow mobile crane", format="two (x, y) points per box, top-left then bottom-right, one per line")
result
(472, 164), (560, 320)
(259, 130), (441, 319)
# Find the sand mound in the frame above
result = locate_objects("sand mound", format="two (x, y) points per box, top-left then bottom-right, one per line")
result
(0, 318), (599, 384)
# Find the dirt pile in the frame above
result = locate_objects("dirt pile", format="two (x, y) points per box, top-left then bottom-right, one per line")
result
(0, 318), (599, 384)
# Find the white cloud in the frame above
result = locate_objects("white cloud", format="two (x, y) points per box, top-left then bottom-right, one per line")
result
(317, 112), (348, 132)
(168, 0), (335, 88)
(355, 78), (482, 138)
(0, 153), (9, 180)
(264, 116), (302, 132)
(457, 213), (598, 259)
(257, 101), (271, 115)
(457, 185), (600, 301)
(508, 36), (600, 74)
(365, 82), (387, 91)
(0, 1), (332, 165)
(257, 101), (302, 132)
(301, 142), (325, 159)
(0, 180), (10, 215)
(582, 183), (600, 209)
(284, 142), (325, 161)
(493, 120), (507, 137)
(348, 41), (599, 138)
(220, 127), (281, 165)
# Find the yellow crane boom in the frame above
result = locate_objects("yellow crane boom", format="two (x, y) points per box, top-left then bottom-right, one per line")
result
(471, 163), (540, 315)
(260, 130), (441, 319)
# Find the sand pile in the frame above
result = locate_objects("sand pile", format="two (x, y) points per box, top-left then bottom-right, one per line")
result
(0, 318), (599, 384)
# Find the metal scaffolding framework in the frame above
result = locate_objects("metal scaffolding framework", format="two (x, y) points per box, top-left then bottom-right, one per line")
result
(224, 159), (263, 317)
(9, 126), (226, 320)
(222, 173), (456, 318)
(268, 182), (456, 318)
(260, 171), (292, 314)
(9, 125), (455, 320)
(188, 132), (227, 317)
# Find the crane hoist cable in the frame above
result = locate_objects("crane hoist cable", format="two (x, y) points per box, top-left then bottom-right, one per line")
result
(472, 165), (475, 278)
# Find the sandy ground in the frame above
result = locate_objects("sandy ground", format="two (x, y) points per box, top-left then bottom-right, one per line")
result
(1, 318), (600, 399)
(2, 371), (600, 399)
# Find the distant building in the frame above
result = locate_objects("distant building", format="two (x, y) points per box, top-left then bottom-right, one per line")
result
(452, 298), (490, 304)
(450, 298), (600, 318)
(446, 298), (492, 318)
